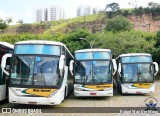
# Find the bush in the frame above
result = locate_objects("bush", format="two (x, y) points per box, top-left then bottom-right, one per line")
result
(105, 16), (133, 32)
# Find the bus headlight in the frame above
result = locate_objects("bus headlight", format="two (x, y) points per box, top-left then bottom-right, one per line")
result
(103, 88), (112, 91)
(48, 90), (58, 98)
(74, 87), (83, 91)
(10, 88), (19, 96)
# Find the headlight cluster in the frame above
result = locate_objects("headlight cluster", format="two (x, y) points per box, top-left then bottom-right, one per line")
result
(74, 87), (83, 91)
(48, 90), (59, 98)
(10, 88), (19, 96)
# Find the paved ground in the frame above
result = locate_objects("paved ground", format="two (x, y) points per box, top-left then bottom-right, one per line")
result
(0, 81), (160, 116)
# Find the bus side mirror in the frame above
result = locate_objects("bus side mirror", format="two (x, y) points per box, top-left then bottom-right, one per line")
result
(153, 62), (159, 76)
(1, 53), (12, 76)
(6, 65), (10, 71)
(118, 63), (121, 77)
(112, 59), (117, 75)
(59, 55), (65, 77)
(69, 60), (74, 76)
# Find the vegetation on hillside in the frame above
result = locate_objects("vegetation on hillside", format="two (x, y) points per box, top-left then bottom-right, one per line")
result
(104, 2), (160, 20)
(105, 16), (133, 32)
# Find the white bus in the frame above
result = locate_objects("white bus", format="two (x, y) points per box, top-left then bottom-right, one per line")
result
(1, 40), (74, 105)
(115, 53), (159, 94)
(0, 42), (14, 101)
(69, 49), (117, 97)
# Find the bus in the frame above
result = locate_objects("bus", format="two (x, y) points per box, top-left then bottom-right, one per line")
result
(69, 49), (117, 97)
(115, 53), (159, 94)
(0, 42), (14, 101)
(1, 40), (74, 105)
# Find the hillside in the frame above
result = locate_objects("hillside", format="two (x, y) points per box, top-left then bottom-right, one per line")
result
(1, 12), (160, 35)
(2, 14), (105, 35)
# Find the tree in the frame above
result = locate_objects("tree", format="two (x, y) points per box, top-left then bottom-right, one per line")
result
(6, 17), (13, 24)
(105, 3), (120, 18)
(0, 19), (8, 30)
(94, 31), (155, 57)
(105, 2), (120, 12)
(148, 2), (160, 8)
(155, 31), (160, 48)
(61, 29), (93, 54)
(105, 16), (133, 32)
(0, 17), (13, 30)
(17, 20), (23, 24)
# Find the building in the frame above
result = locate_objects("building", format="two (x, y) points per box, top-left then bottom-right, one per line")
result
(43, 8), (48, 21)
(77, 5), (92, 17)
(48, 6), (65, 21)
(35, 9), (43, 22)
(35, 6), (65, 22)
(76, 5), (101, 17)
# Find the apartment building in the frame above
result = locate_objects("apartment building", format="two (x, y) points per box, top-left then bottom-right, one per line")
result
(35, 6), (65, 22)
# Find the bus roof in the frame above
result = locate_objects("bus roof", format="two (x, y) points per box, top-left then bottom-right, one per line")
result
(0, 42), (14, 49)
(15, 40), (74, 58)
(75, 49), (111, 53)
(15, 40), (64, 46)
(117, 53), (151, 59)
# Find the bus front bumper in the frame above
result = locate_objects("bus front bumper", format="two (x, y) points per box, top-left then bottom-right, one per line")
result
(74, 89), (113, 97)
(121, 83), (155, 94)
(9, 88), (63, 105)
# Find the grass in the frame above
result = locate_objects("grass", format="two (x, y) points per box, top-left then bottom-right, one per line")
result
(43, 13), (105, 34)
(6, 13), (105, 34)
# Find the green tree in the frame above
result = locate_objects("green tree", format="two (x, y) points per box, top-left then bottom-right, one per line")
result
(105, 2), (120, 11)
(0, 19), (8, 30)
(153, 31), (160, 64)
(6, 17), (13, 24)
(155, 31), (160, 47)
(61, 29), (93, 53)
(94, 31), (155, 58)
(105, 16), (133, 32)
(105, 2), (120, 18)
(148, 2), (160, 8)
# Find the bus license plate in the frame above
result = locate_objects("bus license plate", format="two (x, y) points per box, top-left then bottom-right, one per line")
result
(28, 102), (37, 105)
(90, 93), (96, 96)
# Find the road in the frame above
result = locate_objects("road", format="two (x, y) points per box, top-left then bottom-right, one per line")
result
(0, 81), (160, 115)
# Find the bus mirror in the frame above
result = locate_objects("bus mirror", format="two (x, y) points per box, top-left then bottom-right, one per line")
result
(6, 65), (10, 71)
(69, 60), (74, 76)
(153, 62), (159, 76)
(1, 53), (12, 76)
(112, 59), (117, 75)
(59, 55), (65, 76)
(118, 63), (121, 77)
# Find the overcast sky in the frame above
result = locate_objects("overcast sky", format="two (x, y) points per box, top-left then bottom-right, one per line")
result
(0, 0), (160, 24)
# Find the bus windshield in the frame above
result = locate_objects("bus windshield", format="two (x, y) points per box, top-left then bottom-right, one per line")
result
(15, 44), (60, 56)
(75, 51), (111, 60)
(121, 56), (152, 63)
(10, 55), (61, 87)
(75, 60), (112, 84)
(122, 63), (154, 83)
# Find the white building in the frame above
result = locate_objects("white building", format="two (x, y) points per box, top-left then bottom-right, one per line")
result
(35, 9), (43, 22)
(43, 8), (48, 21)
(35, 6), (65, 22)
(48, 6), (65, 21)
(76, 5), (93, 17)
(76, 5), (101, 17)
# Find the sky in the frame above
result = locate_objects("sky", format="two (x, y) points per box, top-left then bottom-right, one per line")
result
(0, 0), (160, 24)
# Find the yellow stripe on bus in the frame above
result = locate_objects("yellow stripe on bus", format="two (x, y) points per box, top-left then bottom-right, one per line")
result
(84, 84), (113, 90)
(25, 88), (57, 97)
(133, 83), (152, 89)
